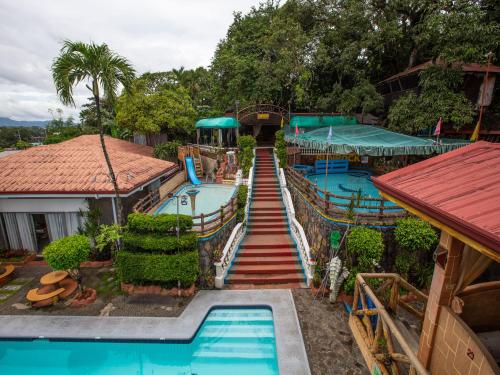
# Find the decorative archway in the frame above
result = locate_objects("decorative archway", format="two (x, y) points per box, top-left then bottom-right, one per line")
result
(236, 104), (290, 145)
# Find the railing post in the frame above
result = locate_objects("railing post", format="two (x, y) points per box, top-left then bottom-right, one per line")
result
(379, 199), (385, 220)
(220, 205), (224, 227)
(325, 192), (330, 213)
(200, 213), (205, 234)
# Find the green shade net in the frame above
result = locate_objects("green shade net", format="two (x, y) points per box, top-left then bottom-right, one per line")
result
(290, 115), (358, 128)
(285, 124), (469, 156)
(195, 117), (240, 129)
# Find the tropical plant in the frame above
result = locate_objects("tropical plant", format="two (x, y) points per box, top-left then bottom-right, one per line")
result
(15, 140), (30, 150)
(237, 135), (256, 177)
(52, 41), (136, 225)
(346, 227), (384, 271)
(95, 224), (122, 256)
(43, 234), (91, 286)
(394, 217), (438, 254)
(274, 130), (287, 168)
(154, 140), (182, 161)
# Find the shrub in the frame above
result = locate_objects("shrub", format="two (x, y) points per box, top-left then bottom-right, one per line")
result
(346, 227), (384, 271)
(116, 250), (199, 287)
(43, 234), (91, 271)
(237, 185), (248, 208)
(274, 130), (287, 168)
(127, 213), (192, 234)
(395, 217), (438, 254)
(154, 140), (182, 161)
(237, 135), (257, 150)
(123, 231), (197, 254)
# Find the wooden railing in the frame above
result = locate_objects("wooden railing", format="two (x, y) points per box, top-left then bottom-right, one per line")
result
(351, 273), (429, 375)
(132, 167), (180, 213)
(192, 195), (238, 235)
(285, 167), (406, 225)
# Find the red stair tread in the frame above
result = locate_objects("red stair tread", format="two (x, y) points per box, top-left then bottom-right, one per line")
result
(234, 256), (299, 265)
(226, 273), (305, 284)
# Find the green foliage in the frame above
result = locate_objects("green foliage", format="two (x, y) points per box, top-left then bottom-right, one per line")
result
(15, 140), (30, 150)
(122, 232), (197, 254)
(395, 217), (438, 254)
(116, 73), (196, 140)
(388, 67), (475, 134)
(44, 110), (84, 144)
(343, 267), (359, 295)
(346, 227), (384, 271)
(395, 252), (416, 280)
(274, 130), (287, 168)
(153, 140), (181, 161)
(95, 224), (122, 253)
(236, 184), (248, 222)
(116, 250), (199, 287)
(237, 135), (257, 150)
(0, 126), (46, 149)
(43, 234), (91, 270)
(127, 213), (193, 234)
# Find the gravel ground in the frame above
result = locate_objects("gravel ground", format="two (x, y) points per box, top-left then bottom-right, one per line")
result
(0, 264), (192, 317)
(292, 289), (370, 375)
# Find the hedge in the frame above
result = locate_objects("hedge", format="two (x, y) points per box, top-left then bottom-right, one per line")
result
(116, 250), (199, 286)
(43, 234), (91, 270)
(123, 231), (197, 254)
(127, 213), (193, 234)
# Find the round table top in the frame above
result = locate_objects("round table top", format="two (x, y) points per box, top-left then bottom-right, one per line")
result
(40, 270), (69, 285)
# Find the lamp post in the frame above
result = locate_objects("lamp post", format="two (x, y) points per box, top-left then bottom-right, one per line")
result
(186, 189), (200, 217)
(167, 192), (187, 241)
(235, 100), (240, 141)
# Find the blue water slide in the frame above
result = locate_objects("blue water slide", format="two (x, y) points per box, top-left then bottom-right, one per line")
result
(185, 156), (201, 185)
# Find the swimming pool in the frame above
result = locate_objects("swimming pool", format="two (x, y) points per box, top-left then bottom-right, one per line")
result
(0, 308), (278, 375)
(155, 184), (236, 219)
(306, 171), (400, 213)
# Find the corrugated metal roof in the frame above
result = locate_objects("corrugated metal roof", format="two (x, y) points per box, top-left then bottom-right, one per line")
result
(0, 135), (176, 196)
(373, 141), (500, 255)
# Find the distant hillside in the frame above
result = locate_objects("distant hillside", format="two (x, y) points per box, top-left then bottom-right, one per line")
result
(0, 117), (50, 127)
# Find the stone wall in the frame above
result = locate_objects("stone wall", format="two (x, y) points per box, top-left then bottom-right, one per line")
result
(197, 216), (238, 286)
(288, 185), (397, 268)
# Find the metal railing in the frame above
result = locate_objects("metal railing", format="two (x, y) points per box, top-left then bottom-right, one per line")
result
(351, 273), (429, 375)
(285, 167), (406, 225)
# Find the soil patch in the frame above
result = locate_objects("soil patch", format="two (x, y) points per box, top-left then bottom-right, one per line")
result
(292, 289), (369, 375)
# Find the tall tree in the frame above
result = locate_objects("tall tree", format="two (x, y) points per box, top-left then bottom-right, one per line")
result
(52, 41), (135, 225)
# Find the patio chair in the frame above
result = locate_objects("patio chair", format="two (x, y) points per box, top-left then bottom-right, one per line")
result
(0, 264), (15, 285)
(26, 285), (65, 308)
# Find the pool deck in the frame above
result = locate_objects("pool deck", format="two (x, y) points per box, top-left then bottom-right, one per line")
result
(0, 289), (311, 375)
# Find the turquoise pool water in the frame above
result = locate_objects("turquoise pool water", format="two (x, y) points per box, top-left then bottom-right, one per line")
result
(155, 184), (236, 219)
(0, 308), (278, 375)
(306, 171), (400, 213)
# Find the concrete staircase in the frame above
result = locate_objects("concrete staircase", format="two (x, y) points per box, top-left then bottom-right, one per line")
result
(226, 148), (306, 288)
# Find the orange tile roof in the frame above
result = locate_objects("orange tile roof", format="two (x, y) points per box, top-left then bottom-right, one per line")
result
(0, 135), (177, 196)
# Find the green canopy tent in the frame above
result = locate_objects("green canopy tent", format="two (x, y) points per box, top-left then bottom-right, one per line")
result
(195, 117), (241, 147)
(285, 124), (469, 156)
(290, 115), (358, 129)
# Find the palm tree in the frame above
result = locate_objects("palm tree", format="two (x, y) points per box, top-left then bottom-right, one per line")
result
(52, 41), (136, 225)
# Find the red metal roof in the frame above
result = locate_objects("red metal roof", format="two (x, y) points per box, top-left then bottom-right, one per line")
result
(0, 135), (176, 196)
(373, 141), (500, 254)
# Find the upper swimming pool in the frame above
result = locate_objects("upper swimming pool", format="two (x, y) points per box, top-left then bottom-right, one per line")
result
(306, 171), (400, 213)
(0, 307), (278, 375)
(155, 183), (236, 219)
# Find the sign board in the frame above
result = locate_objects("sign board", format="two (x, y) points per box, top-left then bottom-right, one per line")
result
(257, 113), (270, 120)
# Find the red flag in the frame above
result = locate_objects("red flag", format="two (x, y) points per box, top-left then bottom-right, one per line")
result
(295, 123), (299, 137)
(434, 117), (442, 136)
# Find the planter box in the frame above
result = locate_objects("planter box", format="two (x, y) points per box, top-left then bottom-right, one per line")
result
(121, 282), (196, 297)
(81, 259), (113, 268)
(0, 253), (36, 266)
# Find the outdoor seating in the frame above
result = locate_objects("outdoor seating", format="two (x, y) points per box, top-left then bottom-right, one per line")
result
(0, 264), (15, 284)
(58, 278), (78, 299)
(26, 285), (65, 307)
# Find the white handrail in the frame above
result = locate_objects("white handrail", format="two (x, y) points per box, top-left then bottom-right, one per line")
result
(279, 165), (315, 286)
(214, 148), (256, 289)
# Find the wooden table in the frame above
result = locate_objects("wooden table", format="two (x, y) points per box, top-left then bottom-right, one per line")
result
(40, 270), (68, 285)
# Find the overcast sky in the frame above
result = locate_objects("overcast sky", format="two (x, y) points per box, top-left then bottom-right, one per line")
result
(0, 0), (258, 121)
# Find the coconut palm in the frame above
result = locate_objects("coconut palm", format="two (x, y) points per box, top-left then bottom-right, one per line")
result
(52, 41), (136, 225)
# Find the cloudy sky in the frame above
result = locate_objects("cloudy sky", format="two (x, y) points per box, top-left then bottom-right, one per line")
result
(0, 0), (258, 121)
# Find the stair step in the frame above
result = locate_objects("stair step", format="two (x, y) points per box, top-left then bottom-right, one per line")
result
(240, 242), (296, 250)
(248, 229), (289, 235)
(235, 256), (299, 265)
(248, 224), (287, 229)
(230, 264), (301, 274)
(249, 218), (287, 223)
(253, 198), (281, 202)
(250, 212), (286, 217)
(226, 273), (304, 285)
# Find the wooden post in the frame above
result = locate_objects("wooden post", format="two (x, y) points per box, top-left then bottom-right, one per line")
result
(220, 205), (224, 227)
(200, 213), (205, 234)
(379, 199), (385, 220)
(325, 192), (330, 213)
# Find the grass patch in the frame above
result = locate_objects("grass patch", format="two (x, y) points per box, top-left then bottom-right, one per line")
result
(93, 270), (123, 298)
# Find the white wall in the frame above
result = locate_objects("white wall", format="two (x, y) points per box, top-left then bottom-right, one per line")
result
(0, 198), (88, 213)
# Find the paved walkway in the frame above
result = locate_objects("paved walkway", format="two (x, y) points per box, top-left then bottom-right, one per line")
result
(0, 289), (311, 375)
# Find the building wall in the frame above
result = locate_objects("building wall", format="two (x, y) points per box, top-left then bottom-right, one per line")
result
(159, 172), (186, 199)
(430, 307), (498, 375)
